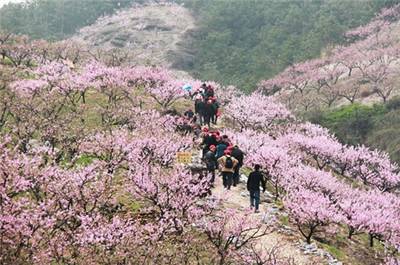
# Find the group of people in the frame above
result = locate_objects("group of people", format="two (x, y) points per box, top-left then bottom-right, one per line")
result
(179, 83), (220, 137)
(200, 128), (266, 212)
(190, 83), (220, 127)
(201, 128), (243, 188)
(180, 83), (267, 213)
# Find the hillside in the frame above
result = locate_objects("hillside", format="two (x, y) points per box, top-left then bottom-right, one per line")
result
(71, 3), (195, 68)
(1, 0), (397, 90)
(0, 0), (25, 8)
(0, 0), (141, 40)
(2, 2), (400, 265)
(257, 5), (400, 163)
(2, 30), (400, 264)
(174, 0), (397, 91)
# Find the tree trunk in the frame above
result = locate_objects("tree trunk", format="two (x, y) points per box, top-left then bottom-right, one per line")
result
(306, 234), (312, 244)
(369, 233), (374, 247)
(348, 226), (354, 239)
(218, 253), (226, 265)
(274, 183), (279, 201)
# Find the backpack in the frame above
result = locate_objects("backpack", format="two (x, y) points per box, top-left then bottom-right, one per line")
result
(225, 156), (234, 169)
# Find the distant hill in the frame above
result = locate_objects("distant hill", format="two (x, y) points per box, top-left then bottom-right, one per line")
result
(1, 0), (397, 91)
(71, 3), (195, 69)
(174, 0), (399, 91)
(0, 0), (140, 40)
(257, 5), (400, 164)
(0, 0), (25, 8)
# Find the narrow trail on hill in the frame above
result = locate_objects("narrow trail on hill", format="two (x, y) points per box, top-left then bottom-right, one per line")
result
(189, 121), (324, 265)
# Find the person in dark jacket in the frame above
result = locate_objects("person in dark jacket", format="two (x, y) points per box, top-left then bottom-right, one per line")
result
(211, 98), (219, 124)
(184, 109), (194, 120)
(195, 95), (205, 125)
(247, 164), (266, 213)
(215, 137), (227, 159)
(210, 132), (219, 147)
(231, 145), (244, 187)
(202, 131), (213, 158)
(206, 85), (214, 98)
(203, 100), (214, 127)
(204, 145), (217, 184)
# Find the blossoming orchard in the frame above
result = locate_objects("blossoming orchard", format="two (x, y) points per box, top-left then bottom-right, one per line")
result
(2, 3), (400, 265)
(259, 4), (400, 111)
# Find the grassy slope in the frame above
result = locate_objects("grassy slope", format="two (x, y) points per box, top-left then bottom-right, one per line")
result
(307, 98), (400, 164)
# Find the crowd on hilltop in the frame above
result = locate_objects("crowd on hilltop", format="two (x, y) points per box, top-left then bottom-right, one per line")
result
(178, 83), (267, 213)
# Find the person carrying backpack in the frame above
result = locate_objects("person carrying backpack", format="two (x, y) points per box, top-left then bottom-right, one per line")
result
(231, 145), (245, 187)
(247, 164), (266, 213)
(217, 150), (238, 190)
(204, 145), (217, 185)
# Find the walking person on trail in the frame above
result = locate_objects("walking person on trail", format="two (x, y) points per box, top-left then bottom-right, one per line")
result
(204, 145), (217, 185)
(231, 145), (244, 187)
(200, 83), (207, 96)
(247, 164), (266, 213)
(215, 136), (227, 159)
(217, 150), (238, 190)
(209, 131), (219, 147)
(211, 97), (220, 125)
(205, 85), (214, 98)
(203, 100), (214, 128)
(201, 128), (214, 158)
(194, 94), (205, 125)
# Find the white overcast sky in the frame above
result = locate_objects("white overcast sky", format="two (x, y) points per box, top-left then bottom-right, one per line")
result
(0, 0), (26, 8)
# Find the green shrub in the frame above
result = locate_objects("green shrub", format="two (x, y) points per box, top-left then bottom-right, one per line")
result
(385, 96), (400, 111)
(317, 104), (385, 145)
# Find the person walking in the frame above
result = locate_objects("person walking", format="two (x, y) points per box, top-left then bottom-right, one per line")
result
(217, 150), (238, 190)
(204, 145), (217, 185)
(201, 129), (213, 158)
(203, 100), (214, 128)
(231, 145), (244, 187)
(215, 137), (227, 159)
(194, 94), (205, 125)
(247, 164), (266, 213)
(211, 98), (220, 125)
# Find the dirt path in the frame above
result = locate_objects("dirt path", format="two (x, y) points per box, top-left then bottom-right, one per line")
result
(214, 173), (324, 264)
(191, 148), (324, 265)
